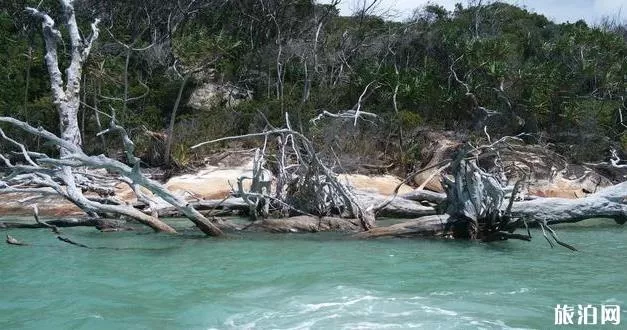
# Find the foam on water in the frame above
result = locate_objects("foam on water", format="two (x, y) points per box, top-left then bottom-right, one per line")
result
(221, 286), (530, 329)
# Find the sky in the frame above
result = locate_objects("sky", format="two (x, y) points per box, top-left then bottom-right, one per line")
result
(319, 0), (626, 25)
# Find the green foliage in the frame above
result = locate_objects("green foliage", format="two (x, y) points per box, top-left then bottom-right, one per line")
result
(171, 143), (192, 168)
(3, 1), (625, 164)
(398, 110), (423, 131)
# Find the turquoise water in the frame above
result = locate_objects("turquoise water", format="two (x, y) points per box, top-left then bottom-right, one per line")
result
(1, 219), (626, 329)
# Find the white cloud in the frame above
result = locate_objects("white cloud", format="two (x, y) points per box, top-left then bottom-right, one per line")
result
(318, 0), (626, 24)
(593, 0), (625, 22)
(594, 0), (625, 12)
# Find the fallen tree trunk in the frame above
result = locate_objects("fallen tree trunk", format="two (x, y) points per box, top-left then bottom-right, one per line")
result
(0, 117), (223, 236)
(155, 198), (249, 217)
(354, 215), (454, 239)
(193, 198), (249, 211)
(377, 181), (627, 224)
(509, 181), (627, 224)
(357, 168), (627, 240)
(244, 216), (360, 233)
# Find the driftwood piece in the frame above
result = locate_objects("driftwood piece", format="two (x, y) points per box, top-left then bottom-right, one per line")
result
(244, 216), (360, 233)
(57, 236), (91, 248)
(6, 234), (28, 246)
(399, 190), (447, 204)
(354, 191), (436, 218)
(32, 205), (60, 234)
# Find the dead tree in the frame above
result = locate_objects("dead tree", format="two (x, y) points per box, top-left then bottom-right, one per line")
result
(0, 117), (223, 236)
(0, 1), (223, 236)
(236, 147), (273, 219)
(441, 151), (520, 241)
(26, 4), (89, 153)
(192, 113), (377, 230)
(358, 141), (580, 250)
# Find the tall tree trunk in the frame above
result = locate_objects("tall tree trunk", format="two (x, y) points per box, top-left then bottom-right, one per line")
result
(94, 80), (106, 150)
(27, 0), (99, 156)
(164, 75), (189, 167)
(122, 48), (131, 114)
(23, 46), (32, 112)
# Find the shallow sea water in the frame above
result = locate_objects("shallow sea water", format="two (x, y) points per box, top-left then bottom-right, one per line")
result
(1, 219), (626, 329)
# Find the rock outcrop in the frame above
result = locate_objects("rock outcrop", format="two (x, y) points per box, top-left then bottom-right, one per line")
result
(338, 174), (413, 195)
(188, 82), (251, 110)
(0, 192), (83, 217)
(165, 167), (253, 200)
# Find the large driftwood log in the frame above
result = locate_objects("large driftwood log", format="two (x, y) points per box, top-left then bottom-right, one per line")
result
(354, 215), (454, 238)
(156, 198), (250, 217)
(244, 216), (360, 233)
(357, 156), (626, 242)
(367, 181), (627, 227)
(509, 182), (627, 224)
(192, 198), (249, 211)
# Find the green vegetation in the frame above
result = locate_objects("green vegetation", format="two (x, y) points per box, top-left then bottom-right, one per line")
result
(1, 1), (625, 168)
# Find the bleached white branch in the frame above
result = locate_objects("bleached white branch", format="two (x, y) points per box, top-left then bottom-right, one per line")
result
(610, 148), (627, 168)
(353, 80), (377, 126)
(0, 129), (37, 167)
(81, 18), (101, 60)
(309, 109), (378, 126)
(25, 6), (65, 104)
